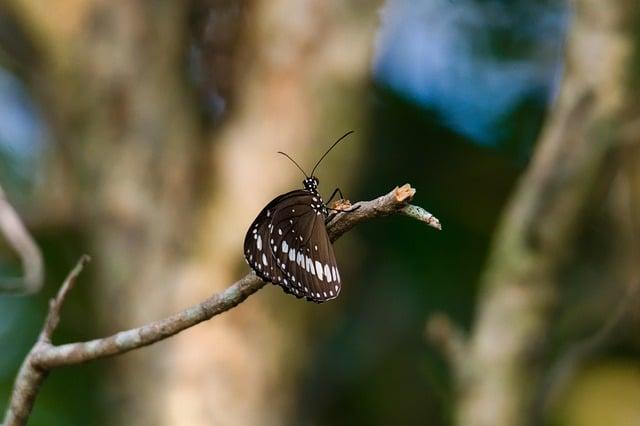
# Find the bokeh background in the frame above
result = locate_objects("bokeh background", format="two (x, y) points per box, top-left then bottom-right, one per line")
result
(1, 0), (639, 425)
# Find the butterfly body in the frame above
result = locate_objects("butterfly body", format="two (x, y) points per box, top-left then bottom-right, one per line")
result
(244, 131), (357, 303)
(244, 176), (342, 303)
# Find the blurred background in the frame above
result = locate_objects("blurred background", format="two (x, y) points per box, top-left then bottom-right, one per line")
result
(1, 0), (639, 425)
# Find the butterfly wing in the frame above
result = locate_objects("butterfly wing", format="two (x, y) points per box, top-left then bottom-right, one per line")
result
(269, 192), (341, 303)
(244, 191), (300, 284)
(244, 190), (341, 303)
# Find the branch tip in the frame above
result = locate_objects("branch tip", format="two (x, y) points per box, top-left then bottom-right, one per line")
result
(42, 255), (91, 340)
(426, 312), (467, 375)
(394, 184), (416, 202)
(57, 254), (91, 297)
(401, 205), (441, 230)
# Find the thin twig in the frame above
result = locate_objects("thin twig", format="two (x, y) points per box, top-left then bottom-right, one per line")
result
(401, 205), (441, 230)
(425, 312), (467, 381)
(2, 184), (439, 426)
(0, 185), (44, 294)
(3, 256), (91, 426)
(40, 255), (92, 342)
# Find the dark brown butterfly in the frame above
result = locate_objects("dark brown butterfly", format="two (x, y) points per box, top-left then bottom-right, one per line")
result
(243, 131), (357, 303)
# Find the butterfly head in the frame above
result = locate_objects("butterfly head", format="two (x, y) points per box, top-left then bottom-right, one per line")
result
(278, 131), (353, 194)
(303, 176), (319, 192)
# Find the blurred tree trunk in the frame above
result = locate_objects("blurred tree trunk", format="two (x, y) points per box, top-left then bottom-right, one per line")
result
(456, 1), (640, 425)
(158, 0), (374, 425)
(159, 2), (379, 424)
(2, 1), (380, 425)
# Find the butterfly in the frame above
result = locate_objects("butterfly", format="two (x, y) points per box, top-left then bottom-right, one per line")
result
(243, 131), (358, 303)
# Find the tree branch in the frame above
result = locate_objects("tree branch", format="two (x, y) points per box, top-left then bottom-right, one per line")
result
(425, 312), (467, 382)
(0, 184), (44, 295)
(2, 184), (439, 426)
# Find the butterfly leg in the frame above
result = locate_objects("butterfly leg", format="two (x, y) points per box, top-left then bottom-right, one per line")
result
(326, 211), (338, 223)
(325, 187), (360, 224)
(328, 205), (361, 213)
(326, 187), (345, 205)
(325, 204), (361, 223)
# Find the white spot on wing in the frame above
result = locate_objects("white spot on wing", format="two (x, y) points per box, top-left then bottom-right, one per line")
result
(332, 267), (338, 282)
(324, 264), (332, 283)
(282, 240), (288, 253)
(289, 248), (296, 261)
(315, 261), (323, 280)
(306, 257), (315, 275)
(256, 235), (262, 251)
(262, 254), (268, 266)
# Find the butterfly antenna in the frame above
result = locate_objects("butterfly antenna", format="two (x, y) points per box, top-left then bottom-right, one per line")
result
(310, 131), (354, 177)
(277, 151), (309, 178)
